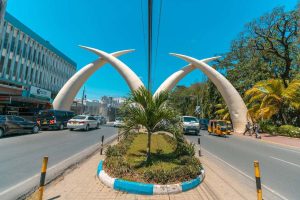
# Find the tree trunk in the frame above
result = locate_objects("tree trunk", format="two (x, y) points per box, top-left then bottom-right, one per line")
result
(281, 112), (288, 125)
(146, 130), (152, 163)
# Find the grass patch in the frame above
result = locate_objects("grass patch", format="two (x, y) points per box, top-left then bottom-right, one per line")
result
(104, 132), (202, 184)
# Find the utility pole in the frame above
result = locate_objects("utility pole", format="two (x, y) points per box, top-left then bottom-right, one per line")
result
(196, 94), (200, 119)
(147, 0), (153, 91)
(81, 86), (86, 114)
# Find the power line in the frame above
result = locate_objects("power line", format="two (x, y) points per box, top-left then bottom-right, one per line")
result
(140, 0), (147, 62)
(147, 0), (153, 91)
(153, 0), (163, 90)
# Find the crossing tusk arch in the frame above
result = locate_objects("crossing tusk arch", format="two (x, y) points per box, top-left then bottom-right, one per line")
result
(170, 53), (248, 133)
(153, 56), (221, 97)
(53, 49), (135, 111)
(79, 46), (144, 91)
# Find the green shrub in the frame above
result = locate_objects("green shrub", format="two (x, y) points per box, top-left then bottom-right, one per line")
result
(143, 164), (201, 184)
(260, 121), (278, 135)
(104, 156), (132, 177)
(105, 132), (138, 157)
(143, 168), (171, 184)
(103, 131), (202, 184)
(278, 125), (300, 138)
(105, 145), (125, 157)
(179, 156), (201, 166)
(175, 142), (195, 156)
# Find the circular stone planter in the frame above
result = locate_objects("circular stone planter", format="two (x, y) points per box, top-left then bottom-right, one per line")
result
(97, 160), (205, 195)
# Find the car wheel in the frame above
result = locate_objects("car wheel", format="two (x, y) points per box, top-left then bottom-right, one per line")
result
(0, 128), (4, 138)
(32, 126), (39, 134)
(69, 128), (74, 131)
(85, 124), (90, 131)
(59, 123), (64, 130)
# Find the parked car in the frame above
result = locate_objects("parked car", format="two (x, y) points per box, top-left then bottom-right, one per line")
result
(181, 116), (200, 135)
(67, 115), (99, 131)
(93, 116), (102, 125)
(113, 117), (124, 127)
(198, 118), (209, 130)
(0, 115), (39, 138)
(100, 116), (107, 124)
(37, 109), (74, 130)
(94, 115), (107, 125)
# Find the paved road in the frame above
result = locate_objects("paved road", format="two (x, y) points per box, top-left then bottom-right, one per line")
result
(0, 125), (117, 199)
(186, 131), (300, 200)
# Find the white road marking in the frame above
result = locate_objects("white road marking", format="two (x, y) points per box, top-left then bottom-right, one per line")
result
(202, 148), (288, 200)
(231, 135), (300, 154)
(270, 156), (300, 169)
(0, 133), (117, 196)
(270, 146), (300, 155)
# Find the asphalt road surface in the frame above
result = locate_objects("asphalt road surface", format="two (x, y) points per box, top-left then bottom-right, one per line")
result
(0, 125), (117, 199)
(186, 131), (300, 200)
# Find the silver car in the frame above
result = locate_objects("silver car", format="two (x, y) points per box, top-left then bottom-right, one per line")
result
(67, 115), (99, 131)
(181, 116), (200, 135)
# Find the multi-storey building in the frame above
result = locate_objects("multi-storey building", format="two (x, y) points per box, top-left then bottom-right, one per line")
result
(0, 2), (76, 117)
(99, 96), (126, 121)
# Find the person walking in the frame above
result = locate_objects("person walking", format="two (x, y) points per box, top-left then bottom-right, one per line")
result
(243, 121), (252, 135)
(253, 122), (261, 139)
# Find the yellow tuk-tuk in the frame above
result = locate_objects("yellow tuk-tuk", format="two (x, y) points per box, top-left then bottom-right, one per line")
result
(208, 120), (231, 136)
(226, 121), (233, 135)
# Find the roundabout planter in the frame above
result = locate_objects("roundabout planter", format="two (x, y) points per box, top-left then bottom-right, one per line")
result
(97, 160), (205, 195)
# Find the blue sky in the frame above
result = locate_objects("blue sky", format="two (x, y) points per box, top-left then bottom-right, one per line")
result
(7, 0), (299, 99)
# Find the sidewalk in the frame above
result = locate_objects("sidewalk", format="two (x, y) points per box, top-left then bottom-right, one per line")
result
(235, 132), (300, 149)
(27, 143), (255, 200)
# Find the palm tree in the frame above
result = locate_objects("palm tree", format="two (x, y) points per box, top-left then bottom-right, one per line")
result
(123, 87), (177, 162)
(245, 79), (300, 124)
(215, 103), (230, 120)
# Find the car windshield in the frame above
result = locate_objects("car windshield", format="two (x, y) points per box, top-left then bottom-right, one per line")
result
(72, 115), (86, 120)
(183, 117), (198, 123)
(200, 119), (209, 124)
(217, 121), (226, 126)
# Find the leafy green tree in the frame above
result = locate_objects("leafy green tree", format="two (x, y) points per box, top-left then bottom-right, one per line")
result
(122, 87), (177, 162)
(245, 79), (300, 124)
(217, 6), (300, 92)
(247, 7), (299, 87)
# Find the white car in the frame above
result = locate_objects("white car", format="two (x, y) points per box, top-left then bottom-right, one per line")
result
(67, 115), (99, 131)
(181, 116), (200, 135)
(113, 117), (124, 127)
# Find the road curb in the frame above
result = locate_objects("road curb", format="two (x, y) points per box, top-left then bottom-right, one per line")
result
(97, 160), (205, 195)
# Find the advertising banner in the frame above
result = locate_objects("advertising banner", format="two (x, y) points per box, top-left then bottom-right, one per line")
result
(29, 86), (51, 100)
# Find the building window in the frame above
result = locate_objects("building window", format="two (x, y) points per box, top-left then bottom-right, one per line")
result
(6, 58), (11, 76)
(25, 65), (29, 80)
(22, 43), (27, 57)
(17, 40), (21, 55)
(3, 32), (9, 49)
(39, 71), (42, 84)
(10, 36), (15, 52)
(19, 63), (24, 80)
(0, 55), (4, 74)
(13, 61), (18, 77)
(30, 68), (34, 82)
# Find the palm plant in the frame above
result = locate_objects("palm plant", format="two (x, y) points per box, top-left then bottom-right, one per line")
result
(245, 79), (300, 124)
(215, 103), (230, 120)
(123, 87), (177, 162)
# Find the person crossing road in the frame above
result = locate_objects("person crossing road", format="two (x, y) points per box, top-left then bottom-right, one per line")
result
(243, 121), (252, 136)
